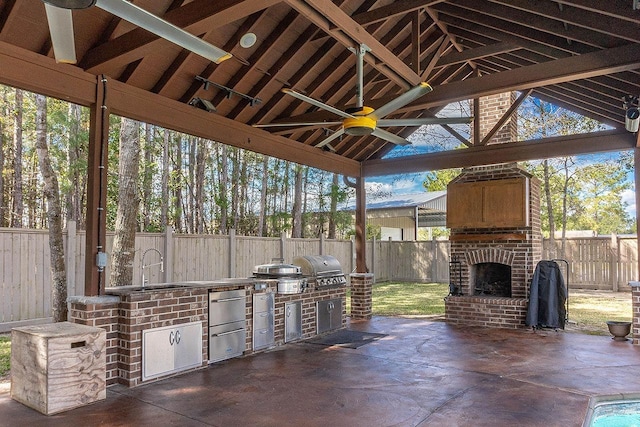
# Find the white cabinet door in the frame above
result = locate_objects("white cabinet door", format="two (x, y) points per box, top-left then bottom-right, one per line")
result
(142, 327), (175, 381)
(174, 322), (203, 370)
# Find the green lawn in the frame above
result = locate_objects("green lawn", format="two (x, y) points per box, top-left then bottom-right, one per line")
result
(357, 282), (631, 335)
(372, 282), (448, 316)
(0, 335), (10, 377)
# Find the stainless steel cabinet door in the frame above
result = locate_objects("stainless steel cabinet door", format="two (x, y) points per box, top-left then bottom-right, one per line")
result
(285, 301), (302, 343)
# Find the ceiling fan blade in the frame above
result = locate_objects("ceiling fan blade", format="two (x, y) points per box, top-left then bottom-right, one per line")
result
(369, 82), (432, 120)
(282, 89), (355, 119)
(253, 121), (342, 128)
(371, 128), (410, 146)
(315, 128), (345, 148)
(377, 117), (473, 127)
(44, 3), (77, 63)
(94, 0), (232, 64)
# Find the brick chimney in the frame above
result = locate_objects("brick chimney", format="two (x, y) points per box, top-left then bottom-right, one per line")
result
(473, 92), (518, 145)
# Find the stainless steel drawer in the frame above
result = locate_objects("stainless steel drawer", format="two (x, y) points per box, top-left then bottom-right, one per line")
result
(253, 293), (273, 313)
(253, 326), (274, 350)
(209, 290), (246, 326)
(253, 311), (273, 330)
(209, 320), (245, 363)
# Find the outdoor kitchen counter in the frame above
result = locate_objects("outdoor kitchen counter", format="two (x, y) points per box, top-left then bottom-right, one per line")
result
(103, 278), (264, 295)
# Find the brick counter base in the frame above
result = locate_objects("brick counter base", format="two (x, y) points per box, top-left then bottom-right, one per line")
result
(631, 283), (640, 345)
(445, 296), (528, 329)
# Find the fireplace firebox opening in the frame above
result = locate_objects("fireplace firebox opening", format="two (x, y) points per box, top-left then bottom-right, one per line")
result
(472, 263), (512, 297)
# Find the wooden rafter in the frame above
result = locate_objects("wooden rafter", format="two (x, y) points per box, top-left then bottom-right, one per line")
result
(363, 130), (637, 176)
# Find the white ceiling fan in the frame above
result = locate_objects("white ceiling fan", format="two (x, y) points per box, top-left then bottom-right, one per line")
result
(254, 44), (473, 148)
(42, 0), (232, 64)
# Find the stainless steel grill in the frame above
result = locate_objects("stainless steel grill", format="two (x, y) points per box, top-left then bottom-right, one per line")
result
(292, 255), (347, 289)
(252, 259), (307, 294)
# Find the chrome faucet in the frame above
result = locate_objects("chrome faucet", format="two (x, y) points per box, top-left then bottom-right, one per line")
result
(141, 248), (164, 287)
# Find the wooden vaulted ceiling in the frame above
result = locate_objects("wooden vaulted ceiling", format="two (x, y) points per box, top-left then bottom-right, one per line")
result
(0, 0), (639, 177)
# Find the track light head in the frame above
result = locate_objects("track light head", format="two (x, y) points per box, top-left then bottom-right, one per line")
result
(189, 97), (216, 113)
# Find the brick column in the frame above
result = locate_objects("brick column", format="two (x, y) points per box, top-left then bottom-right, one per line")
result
(350, 273), (374, 319)
(68, 295), (121, 385)
(630, 282), (640, 345)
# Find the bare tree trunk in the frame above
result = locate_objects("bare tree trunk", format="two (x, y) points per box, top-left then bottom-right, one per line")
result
(187, 136), (196, 233)
(291, 164), (303, 238)
(0, 112), (4, 228)
(110, 118), (140, 286)
(160, 129), (169, 228)
(12, 88), (23, 228)
(218, 144), (228, 233)
(258, 156), (268, 237)
(66, 103), (85, 226)
(173, 135), (183, 232)
(195, 138), (206, 233)
(35, 94), (67, 321)
(141, 123), (153, 231)
(328, 173), (339, 239)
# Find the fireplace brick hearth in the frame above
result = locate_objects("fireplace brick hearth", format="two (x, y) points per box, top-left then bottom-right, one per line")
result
(445, 163), (542, 329)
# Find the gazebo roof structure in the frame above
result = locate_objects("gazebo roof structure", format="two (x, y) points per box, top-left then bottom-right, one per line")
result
(0, 1), (639, 293)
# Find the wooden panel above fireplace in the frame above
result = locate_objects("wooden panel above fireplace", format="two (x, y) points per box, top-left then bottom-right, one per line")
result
(446, 177), (529, 229)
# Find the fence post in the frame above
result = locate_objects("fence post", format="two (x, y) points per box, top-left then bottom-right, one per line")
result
(371, 236), (376, 281)
(432, 238), (438, 283)
(229, 229), (236, 277)
(66, 220), (76, 296)
(280, 232), (286, 261)
(319, 233), (324, 255)
(163, 226), (174, 283)
(611, 233), (619, 292)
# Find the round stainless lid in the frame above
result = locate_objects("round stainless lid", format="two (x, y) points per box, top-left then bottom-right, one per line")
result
(253, 262), (301, 276)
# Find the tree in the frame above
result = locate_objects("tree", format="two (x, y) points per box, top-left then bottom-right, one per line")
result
(423, 168), (460, 191)
(110, 117), (141, 286)
(12, 88), (23, 227)
(291, 164), (303, 238)
(35, 94), (67, 321)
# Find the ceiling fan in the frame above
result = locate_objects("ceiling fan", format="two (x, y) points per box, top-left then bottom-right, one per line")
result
(42, 0), (232, 65)
(254, 44), (473, 148)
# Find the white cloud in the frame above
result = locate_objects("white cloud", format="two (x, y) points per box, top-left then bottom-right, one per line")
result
(622, 189), (636, 217)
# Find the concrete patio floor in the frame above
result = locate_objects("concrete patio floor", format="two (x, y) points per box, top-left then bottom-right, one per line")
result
(1, 316), (640, 426)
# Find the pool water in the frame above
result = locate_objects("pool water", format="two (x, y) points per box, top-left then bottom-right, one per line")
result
(591, 401), (640, 427)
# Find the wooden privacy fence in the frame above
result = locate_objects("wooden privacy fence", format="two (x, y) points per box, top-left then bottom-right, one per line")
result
(0, 225), (637, 331)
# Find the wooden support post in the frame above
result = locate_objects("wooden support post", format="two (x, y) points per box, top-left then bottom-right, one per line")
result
(635, 148), (640, 281)
(355, 176), (368, 273)
(85, 75), (109, 296)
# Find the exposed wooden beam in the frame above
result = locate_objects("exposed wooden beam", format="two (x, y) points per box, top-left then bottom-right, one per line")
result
(362, 130), (636, 176)
(352, 0), (445, 26)
(488, 0), (640, 43)
(106, 78), (360, 177)
(0, 40), (359, 177)
(435, 42), (520, 68)
(286, 0), (421, 88)
(553, 0), (640, 25)
(446, 0), (620, 49)
(400, 43), (640, 113)
(0, 41), (96, 106)
(81, 0), (279, 73)
(479, 88), (532, 145)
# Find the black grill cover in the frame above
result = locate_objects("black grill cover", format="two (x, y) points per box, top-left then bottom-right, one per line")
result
(526, 260), (567, 329)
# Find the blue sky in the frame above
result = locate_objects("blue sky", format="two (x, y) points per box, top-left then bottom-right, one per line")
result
(363, 100), (637, 217)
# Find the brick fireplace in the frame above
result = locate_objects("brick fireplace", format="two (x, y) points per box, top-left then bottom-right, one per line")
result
(445, 163), (543, 328)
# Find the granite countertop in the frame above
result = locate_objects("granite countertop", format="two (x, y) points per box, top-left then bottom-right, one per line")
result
(104, 278), (267, 295)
